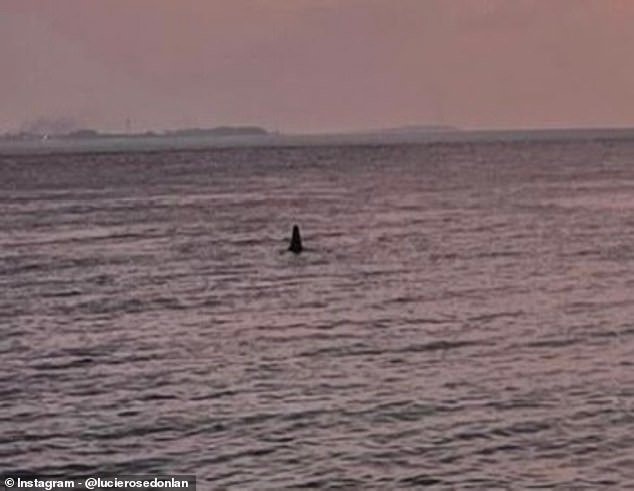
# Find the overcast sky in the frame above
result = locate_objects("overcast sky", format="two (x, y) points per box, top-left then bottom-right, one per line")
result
(3, 0), (634, 133)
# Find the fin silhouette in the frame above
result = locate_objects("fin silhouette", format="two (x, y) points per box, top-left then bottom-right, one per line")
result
(288, 224), (303, 254)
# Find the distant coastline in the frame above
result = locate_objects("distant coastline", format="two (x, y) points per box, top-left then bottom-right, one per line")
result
(0, 125), (270, 142)
(0, 125), (275, 156)
(2, 125), (634, 157)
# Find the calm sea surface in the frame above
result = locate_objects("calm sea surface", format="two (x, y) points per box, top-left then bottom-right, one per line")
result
(1, 140), (633, 489)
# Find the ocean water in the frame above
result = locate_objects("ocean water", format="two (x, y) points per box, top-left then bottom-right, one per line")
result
(1, 139), (633, 489)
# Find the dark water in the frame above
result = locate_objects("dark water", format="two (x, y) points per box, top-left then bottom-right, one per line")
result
(1, 140), (633, 489)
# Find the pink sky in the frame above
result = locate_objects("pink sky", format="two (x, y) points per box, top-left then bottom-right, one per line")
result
(3, 0), (634, 133)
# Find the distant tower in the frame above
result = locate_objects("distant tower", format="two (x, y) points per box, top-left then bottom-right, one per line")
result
(125, 117), (132, 134)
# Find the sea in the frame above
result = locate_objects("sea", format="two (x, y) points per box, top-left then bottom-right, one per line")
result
(1, 137), (633, 489)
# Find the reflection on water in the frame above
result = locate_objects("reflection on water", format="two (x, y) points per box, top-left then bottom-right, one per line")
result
(1, 140), (633, 489)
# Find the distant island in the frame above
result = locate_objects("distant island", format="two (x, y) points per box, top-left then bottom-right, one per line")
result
(0, 123), (459, 145)
(374, 124), (459, 134)
(0, 125), (270, 142)
(163, 126), (269, 138)
(5, 123), (634, 157)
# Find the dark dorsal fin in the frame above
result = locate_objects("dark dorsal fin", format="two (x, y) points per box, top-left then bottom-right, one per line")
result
(288, 224), (303, 254)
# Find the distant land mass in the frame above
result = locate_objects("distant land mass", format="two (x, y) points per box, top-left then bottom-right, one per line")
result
(4, 124), (634, 156)
(164, 126), (269, 137)
(373, 124), (459, 133)
(0, 125), (270, 141)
